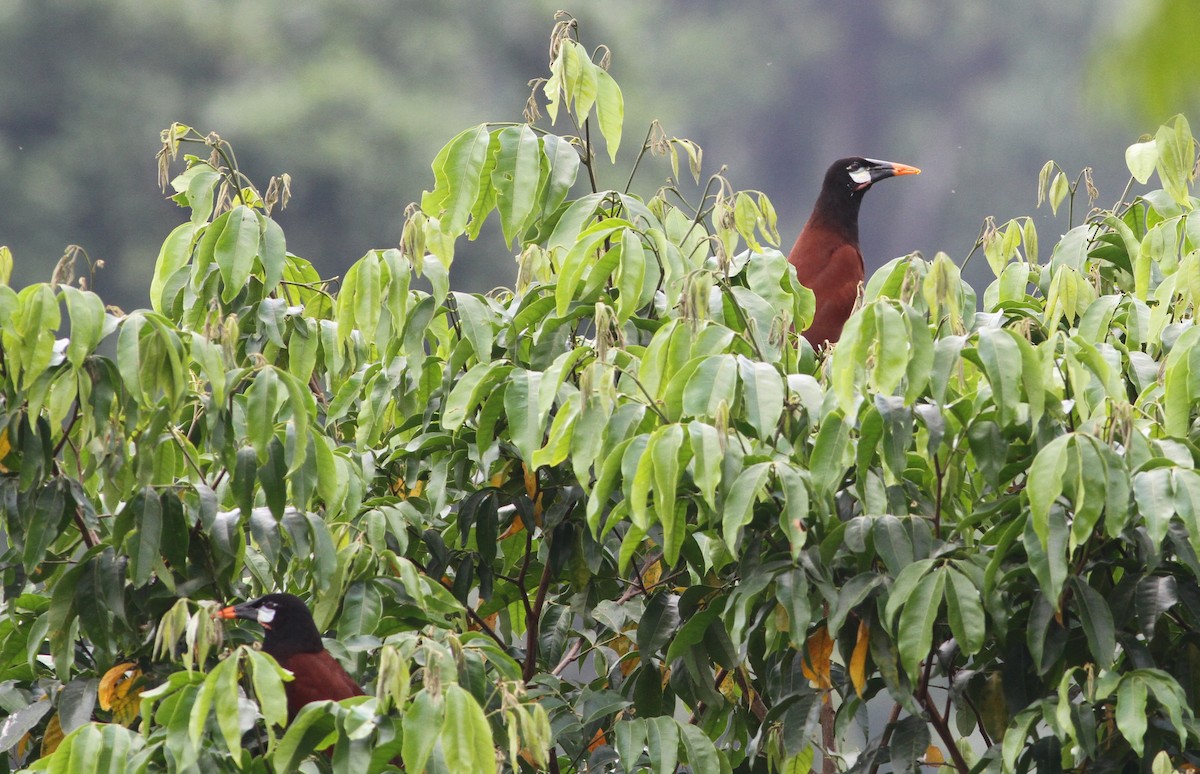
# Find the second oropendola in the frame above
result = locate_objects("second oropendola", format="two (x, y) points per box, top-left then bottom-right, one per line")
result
(218, 593), (364, 721)
(788, 157), (921, 347)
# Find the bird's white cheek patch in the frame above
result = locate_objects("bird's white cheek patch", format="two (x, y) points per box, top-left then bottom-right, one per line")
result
(257, 608), (276, 626)
(849, 168), (872, 186)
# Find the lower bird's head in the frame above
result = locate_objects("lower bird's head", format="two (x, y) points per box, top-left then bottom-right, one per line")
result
(829, 157), (921, 194)
(218, 593), (325, 654)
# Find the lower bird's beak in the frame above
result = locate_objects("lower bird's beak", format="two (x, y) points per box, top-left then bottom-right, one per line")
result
(887, 162), (921, 177)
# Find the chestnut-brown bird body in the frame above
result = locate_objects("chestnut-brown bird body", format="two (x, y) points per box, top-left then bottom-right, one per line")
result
(219, 593), (363, 720)
(788, 157), (920, 346)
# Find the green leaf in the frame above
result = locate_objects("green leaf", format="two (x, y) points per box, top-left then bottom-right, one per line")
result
(402, 690), (444, 774)
(24, 481), (71, 575)
(444, 684), (496, 774)
(616, 228), (647, 323)
(872, 302), (909, 395)
(579, 687), (631, 725)
(945, 566), (985, 656)
(273, 705), (336, 771)
(422, 124), (493, 236)
(214, 205), (259, 304)
(129, 488), (162, 587)
(539, 134), (581, 219)
(547, 191), (607, 251)
(258, 213), (286, 292)
(897, 568), (946, 681)
(1126, 138), (1158, 184)
(245, 367), (279, 462)
(491, 124), (545, 247)
(809, 410), (849, 499)
(615, 719), (647, 772)
(721, 462), (771, 551)
(665, 606), (721, 663)
(646, 715), (679, 774)
(884, 559), (936, 629)
(888, 714), (931, 774)
(977, 327), (1022, 427)
(679, 723), (723, 773)
(177, 163), (221, 225)
(1002, 707), (1042, 772)
(595, 67), (624, 163)
(1049, 171), (1068, 217)
(738, 356), (784, 438)
(650, 424), (687, 563)
(1155, 114), (1194, 207)
(442, 361), (510, 431)
(1024, 511), (1069, 607)
(1028, 435), (1070, 546)
(683, 354), (738, 419)
(337, 252), (382, 347)
(150, 223), (198, 314)
(503, 368), (545, 464)
(777, 464), (810, 560)
(637, 593), (681, 657)
(451, 292), (496, 363)
(1116, 674), (1149, 757)
(554, 221), (626, 316)
(1069, 578), (1115, 669)
(688, 422), (723, 511)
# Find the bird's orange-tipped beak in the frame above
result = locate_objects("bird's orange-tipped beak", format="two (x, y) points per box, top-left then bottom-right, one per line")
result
(890, 162), (921, 176)
(217, 606), (239, 619)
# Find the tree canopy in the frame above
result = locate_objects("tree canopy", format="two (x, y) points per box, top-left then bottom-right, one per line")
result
(4, 16), (1200, 774)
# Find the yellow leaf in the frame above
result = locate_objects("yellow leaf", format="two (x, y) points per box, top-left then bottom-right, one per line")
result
(641, 559), (662, 590)
(924, 745), (946, 764)
(41, 712), (64, 757)
(523, 463), (538, 499)
(499, 513), (526, 540)
(850, 620), (870, 697)
(587, 727), (607, 752)
(489, 459), (514, 489)
(718, 671), (737, 701)
(0, 428), (10, 473)
(390, 477), (425, 499)
(801, 626), (833, 690)
(98, 662), (144, 725)
(470, 611), (499, 633)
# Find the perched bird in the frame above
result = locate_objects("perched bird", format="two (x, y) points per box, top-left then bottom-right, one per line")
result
(788, 157), (920, 346)
(219, 593), (364, 720)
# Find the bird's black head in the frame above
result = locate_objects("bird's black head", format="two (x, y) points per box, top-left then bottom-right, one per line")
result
(219, 593), (325, 657)
(824, 157), (922, 196)
(810, 157), (921, 232)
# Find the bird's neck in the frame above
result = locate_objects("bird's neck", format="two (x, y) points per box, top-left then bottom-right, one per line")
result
(263, 631), (325, 659)
(809, 189), (864, 242)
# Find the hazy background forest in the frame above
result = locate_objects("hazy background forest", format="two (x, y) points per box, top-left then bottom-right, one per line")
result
(0, 0), (1195, 311)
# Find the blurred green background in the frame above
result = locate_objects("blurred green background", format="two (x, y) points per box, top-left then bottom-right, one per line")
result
(0, 0), (1193, 311)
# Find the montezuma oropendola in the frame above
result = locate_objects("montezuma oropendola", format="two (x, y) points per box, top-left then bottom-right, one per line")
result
(788, 157), (920, 347)
(219, 593), (364, 720)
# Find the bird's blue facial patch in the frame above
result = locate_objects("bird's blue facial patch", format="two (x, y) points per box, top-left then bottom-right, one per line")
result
(257, 606), (276, 626)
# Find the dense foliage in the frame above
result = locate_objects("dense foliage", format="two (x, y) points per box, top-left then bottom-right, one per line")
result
(4, 17), (1200, 774)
